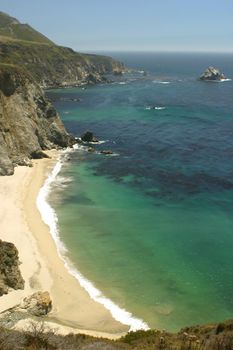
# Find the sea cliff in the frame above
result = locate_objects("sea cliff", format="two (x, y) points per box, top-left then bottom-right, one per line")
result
(0, 11), (125, 175)
(0, 64), (74, 175)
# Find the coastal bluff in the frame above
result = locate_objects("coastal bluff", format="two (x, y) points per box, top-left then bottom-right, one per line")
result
(0, 11), (126, 175)
(0, 11), (125, 88)
(0, 64), (74, 175)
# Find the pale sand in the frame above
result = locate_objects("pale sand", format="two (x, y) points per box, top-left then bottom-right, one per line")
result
(0, 151), (128, 338)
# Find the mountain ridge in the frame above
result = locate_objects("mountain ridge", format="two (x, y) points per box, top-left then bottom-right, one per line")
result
(0, 11), (125, 87)
(0, 11), (54, 45)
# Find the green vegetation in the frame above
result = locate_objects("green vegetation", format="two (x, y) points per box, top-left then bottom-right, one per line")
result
(0, 320), (233, 350)
(0, 11), (124, 87)
(0, 11), (54, 45)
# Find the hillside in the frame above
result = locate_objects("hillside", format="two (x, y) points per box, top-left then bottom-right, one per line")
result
(0, 11), (125, 175)
(0, 11), (54, 45)
(0, 12), (125, 87)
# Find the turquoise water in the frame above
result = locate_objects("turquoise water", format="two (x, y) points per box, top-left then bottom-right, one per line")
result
(47, 53), (233, 331)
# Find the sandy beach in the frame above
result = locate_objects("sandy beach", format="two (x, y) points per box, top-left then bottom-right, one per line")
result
(0, 151), (128, 338)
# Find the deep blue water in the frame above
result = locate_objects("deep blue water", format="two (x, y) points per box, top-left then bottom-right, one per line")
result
(46, 53), (233, 331)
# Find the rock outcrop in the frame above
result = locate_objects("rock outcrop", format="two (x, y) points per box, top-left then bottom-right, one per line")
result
(0, 64), (75, 175)
(200, 66), (227, 81)
(0, 239), (24, 296)
(21, 291), (52, 316)
(81, 131), (99, 143)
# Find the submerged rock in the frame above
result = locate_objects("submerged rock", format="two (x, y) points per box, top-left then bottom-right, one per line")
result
(199, 66), (228, 81)
(100, 150), (113, 155)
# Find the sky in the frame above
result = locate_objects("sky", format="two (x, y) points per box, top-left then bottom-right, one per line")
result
(0, 0), (233, 53)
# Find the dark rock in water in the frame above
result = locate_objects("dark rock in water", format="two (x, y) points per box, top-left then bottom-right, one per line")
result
(21, 291), (52, 316)
(0, 239), (24, 296)
(101, 150), (113, 155)
(88, 147), (95, 152)
(81, 131), (94, 142)
(60, 97), (81, 102)
(199, 66), (227, 81)
(81, 131), (99, 143)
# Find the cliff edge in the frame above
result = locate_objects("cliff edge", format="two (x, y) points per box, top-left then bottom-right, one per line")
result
(0, 64), (74, 175)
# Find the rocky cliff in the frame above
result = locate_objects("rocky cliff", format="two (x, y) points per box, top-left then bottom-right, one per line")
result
(0, 12), (125, 175)
(0, 41), (125, 87)
(0, 239), (24, 296)
(0, 64), (74, 175)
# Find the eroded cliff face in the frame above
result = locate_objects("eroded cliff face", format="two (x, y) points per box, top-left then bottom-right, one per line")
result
(0, 64), (74, 175)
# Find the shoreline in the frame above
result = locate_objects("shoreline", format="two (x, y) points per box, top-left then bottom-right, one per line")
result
(0, 150), (129, 338)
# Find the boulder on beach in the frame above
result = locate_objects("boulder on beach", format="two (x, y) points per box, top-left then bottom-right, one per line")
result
(21, 291), (52, 316)
(199, 66), (227, 81)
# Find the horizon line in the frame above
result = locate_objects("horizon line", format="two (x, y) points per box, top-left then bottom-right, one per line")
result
(78, 49), (233, 55)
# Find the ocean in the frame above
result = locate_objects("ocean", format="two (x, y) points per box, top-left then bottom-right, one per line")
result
(44, 52), (233, 332)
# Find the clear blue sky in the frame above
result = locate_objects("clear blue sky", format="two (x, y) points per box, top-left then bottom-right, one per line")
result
(1, 0), (233, 52)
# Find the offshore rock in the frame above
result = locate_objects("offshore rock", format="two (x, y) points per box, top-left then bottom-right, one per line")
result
(81, 131), (99, 143)
(101, 150), (113, 155)
(0, 64), (74, 175)
(199, 66), (227, 81)
(0, 239), (24, 296)
(21, 291), (52, 316)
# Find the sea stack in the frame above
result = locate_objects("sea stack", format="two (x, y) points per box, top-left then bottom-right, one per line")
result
(199, 66), (228, 81)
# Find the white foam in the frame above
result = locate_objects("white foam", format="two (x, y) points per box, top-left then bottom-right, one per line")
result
(89, 140), (108, 145)
(145, 106), (166, 110)
(36, 152), (149, 332)
(219, 78), (232, 82)
(154, 107), (166, 110)
(152, 80), (171, 84)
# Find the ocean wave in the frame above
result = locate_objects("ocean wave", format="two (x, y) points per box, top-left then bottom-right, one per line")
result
(152, 80), (171, 84)
(145, 106), (166, 110)
(89, 140), (108, 145)
(219, 78), (232, 82)
(36, 151), (149, 332)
